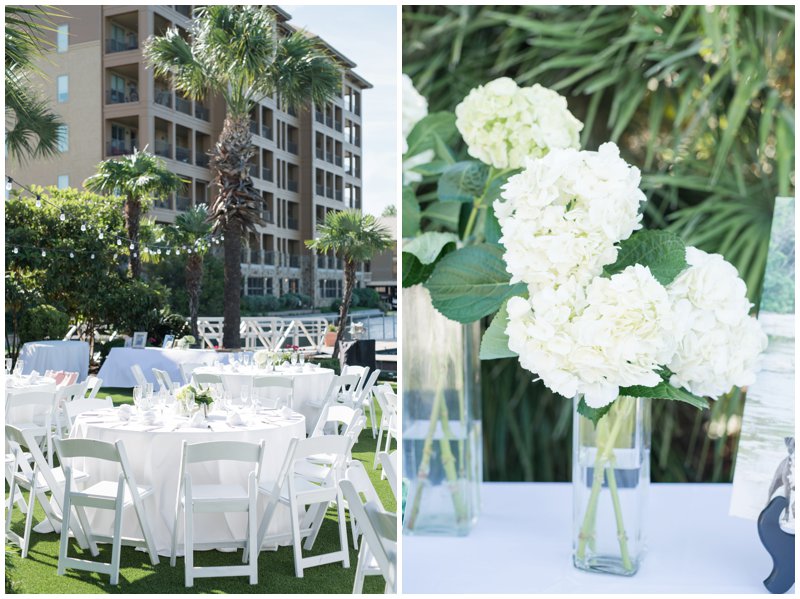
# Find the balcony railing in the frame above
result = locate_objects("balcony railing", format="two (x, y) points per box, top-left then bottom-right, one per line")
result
(195, 153), (210, 168)
(289, 255), (301, 268)
(175, 96), (192, 115)
(249, 121), (258, 134)
(354, 136), (361, 146)
(326, 115), (333, 127)
(105, 37), (138, 53)
(315, 110), (324, 123)
(287, 180), (298, 193)
(287, 217), (299, 230)
(262, 168), (273, 182)
(250, 249), (260, 263)
(325, 187), (333, 199)
(106, 139), (135, 156)
(317, 255), (326, 268)
(316, 184), (325, 197)
(287, 141), (298, 155)
(154, 140), (171, 158)
(175, 146), (191, 163)
(176, 195), (192, 211)
(154, 89), (172, 108)
(248, 164), (258, 178)
(106, 88), (138, 104)
(326, 151), (333, 163)
(335, 121), (343, 132)
(335, 155), (343, 167)
(335, 190), (343, 202)
(262, 126), (272, 139)
(154, 197), (172, 210)
(194, 104), (210, 121)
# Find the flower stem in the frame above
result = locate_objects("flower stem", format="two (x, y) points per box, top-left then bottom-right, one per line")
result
(405, 385), (445, 530)
(605, 453), (634, 572)
(439, 393), (467, 522)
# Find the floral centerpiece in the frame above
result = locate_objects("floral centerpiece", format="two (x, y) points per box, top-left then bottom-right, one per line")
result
(403, 75), (767, 572)
(175, 384), (214, 417)
(175, 335), (196, 349)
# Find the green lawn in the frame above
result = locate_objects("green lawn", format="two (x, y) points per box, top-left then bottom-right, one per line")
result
(5, 388), (396, 594)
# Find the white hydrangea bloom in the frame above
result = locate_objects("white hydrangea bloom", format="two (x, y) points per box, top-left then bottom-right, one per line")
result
(455, 77), (583, 169)
(402, 74), (434, 184)
(495, 143), (646, 296)
(506, 265), (675, 408)
(667, 247), (767, 398)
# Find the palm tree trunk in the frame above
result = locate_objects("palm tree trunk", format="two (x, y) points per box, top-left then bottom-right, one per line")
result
(333, 259), (357, 360)
(186, 254), (203, 339)
(222, 224), (242, 348)
(125, 196), (142, 278)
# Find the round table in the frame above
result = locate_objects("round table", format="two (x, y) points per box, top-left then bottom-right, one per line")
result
(192, 365), (335, 434)
(18, 340), (89, 382)
(5, 374), (57, 396)
(69, 407), (306, 556)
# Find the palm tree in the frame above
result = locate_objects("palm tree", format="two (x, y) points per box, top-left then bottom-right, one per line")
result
(5, 6), (66, 162)
(84, 148), (184, 279)
(172, 205), (212, 338)
(145, 5), (341, 349)
(306, 210), (392, 358)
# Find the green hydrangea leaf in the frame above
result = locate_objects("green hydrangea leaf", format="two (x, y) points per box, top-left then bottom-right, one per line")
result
(577, 398), (613, 427)
(404, 112), (457, 159)
(438, 161), (490, 203)
(479, 298), (519, 360)
(603, 229), (688, 285)
(401, 232), (458, 288)
(402, 187), (420, 238)
(620, 381), (709, 410)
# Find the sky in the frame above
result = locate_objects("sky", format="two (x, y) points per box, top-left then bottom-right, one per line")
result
(282, 5), (398, 217)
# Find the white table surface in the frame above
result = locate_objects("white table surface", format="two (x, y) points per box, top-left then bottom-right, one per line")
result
(18, 340), (89, 382)
(402, 482), (782, 594)
(69, 407), (306, 556)
(97, 347), (230, 387)
(193, 365), (335, 435)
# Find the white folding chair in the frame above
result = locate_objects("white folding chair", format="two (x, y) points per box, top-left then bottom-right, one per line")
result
(152, 368), (179, 393)
(340, 480), (397, 593)
(191, 372), (223, 387)
(378, 451), (398, 499)
(65, 397), (115, 429)
(298, 411), (365, 486)
(373, 385), (397, 468)
(355, 369), (381, 438)
(256, 436), (350, 578)
(5, 424), (91, 558)
(342, 365), (369, 397)
(343, 459), (383, 551)
(179, 362), (206, 385)
(6, 390), (57, 467)
(311, 404), (360, 438)
(54, 437), (159, 584)
(170, 440), (265, 587)
(54, 381), (91, 439)
(251, 375), (294, 409)
(85, 376), (104, 401)
(130, 364), (148, 388)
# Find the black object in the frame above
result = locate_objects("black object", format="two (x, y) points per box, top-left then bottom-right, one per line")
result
(346, 339), (376, 371)
(757, 495), (795, 594)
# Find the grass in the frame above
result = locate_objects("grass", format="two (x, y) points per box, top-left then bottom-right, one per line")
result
(5, 388), (395, 594)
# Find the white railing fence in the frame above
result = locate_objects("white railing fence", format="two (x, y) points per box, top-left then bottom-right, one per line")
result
(196, 316), (329, 351)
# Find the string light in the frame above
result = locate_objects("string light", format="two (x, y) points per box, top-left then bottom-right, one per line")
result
(35, 197), (42, 208)
(116, 239), (122, 246)
(69, 251), (74, 258)
(98, 232), (104, 240)
(129, 243), (135, 250)
(59, 213), (66, 221)
(41, 250), (46, 257)
(80, 224), (86, 232)
(13, 247), (18, 254)
(90, 253), (95, 259)
(5, 177), (12, 191)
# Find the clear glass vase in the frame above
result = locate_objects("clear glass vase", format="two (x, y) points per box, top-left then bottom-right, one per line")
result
(402, 284), (482, 536)
(573, 395), (650, 576)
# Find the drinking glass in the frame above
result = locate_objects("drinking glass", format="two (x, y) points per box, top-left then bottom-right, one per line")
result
(299, 352), (305, 366)
(133, 386), (143, 410)
(290, 352), (298, 367)
(13, 359), (24, 376)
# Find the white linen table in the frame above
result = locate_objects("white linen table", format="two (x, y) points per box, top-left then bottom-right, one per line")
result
(69, 407), (305, 556)
(98, 347), (231, 387)
(4, 374), (57, 396)
(193, 365), (335, 434)
(402, 482), (780, 594)
(18, 340), (89, 382)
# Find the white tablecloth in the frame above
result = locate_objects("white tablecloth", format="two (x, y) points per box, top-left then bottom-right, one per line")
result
(69, 407), (306, 556)
(5, 374), (57, 396)
(98, 347), (231, 387)
(193, 365), (335, 435)
(18, 341), (89, 382)
(402, 482), (780, 594)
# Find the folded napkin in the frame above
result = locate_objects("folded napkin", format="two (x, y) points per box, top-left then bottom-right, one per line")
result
(278, 406), (293, 418)
(188, 411), (207, 428)
(117, 404), (133, 421)
(140, 410), (158, 425)
(226, 411), (244, 427)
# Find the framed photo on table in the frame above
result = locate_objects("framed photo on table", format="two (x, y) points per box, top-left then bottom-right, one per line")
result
(162, 334), (175, 349)
(132, 331), (147, 349)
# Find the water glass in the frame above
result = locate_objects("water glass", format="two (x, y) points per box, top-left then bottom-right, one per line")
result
(13, 359), (24, 376)
(290, 352), (298, 367)
(299, 352), (305, 366)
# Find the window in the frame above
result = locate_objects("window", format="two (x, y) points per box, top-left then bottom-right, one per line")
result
(56, 125), (69, 152)
(57, 175), (69, 189)
(57, 75), (68, 102)
(247, 277), (264, 296)
(57, 25), (68, 52)
(265, 277), (273, 296)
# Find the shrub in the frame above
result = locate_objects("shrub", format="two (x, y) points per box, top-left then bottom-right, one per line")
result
(241, 295), (280, 315)
(97, 337), (126, 361)
(279, 292), (312, 310)
(352, 287), (381, 309)
(18, 304), (70, 343)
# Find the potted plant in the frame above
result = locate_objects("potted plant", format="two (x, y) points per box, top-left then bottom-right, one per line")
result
(324, 324), (338, 347)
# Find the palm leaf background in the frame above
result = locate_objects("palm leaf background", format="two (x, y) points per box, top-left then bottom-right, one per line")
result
(403, 5), (794, 483)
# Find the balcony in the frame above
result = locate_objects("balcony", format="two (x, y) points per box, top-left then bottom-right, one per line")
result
(335, 190), (343, 202)
(287, 141), (298, 155)
(105, 37), (137, 53)
(287, 180), (298, 193)
(326, 115), (333, 128)
(175, 146), (191, 163)
(154, 89), (172, 108)
(250, 249), (260, 263)
(263, 251), (276, 266)
(262, 167), (273, 182)
(325, 187), (333, 199)
(288, 217), (299, 230)
(176, 195), (192, 211)
(316, 184), (324, 197)
(195, 153), (210, 168)
(263, 210), (273, 224)
(106, 88), (138, 104)
(175, 96), (192, 115)
(315, 110), (324, 124)
(335, 155), (343, 167)
(289, 255), (301, 268)
(354, 137), (361, 146)
(194, 104), (210, 121)
(154, 140), (171, 158)
(249, 121), (258, 135)
(261, 125), (272, 139)
(106, 139), (135, 156)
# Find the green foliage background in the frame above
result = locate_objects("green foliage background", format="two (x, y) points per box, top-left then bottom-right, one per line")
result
(403, 5), (795, 483)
